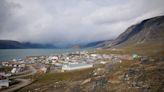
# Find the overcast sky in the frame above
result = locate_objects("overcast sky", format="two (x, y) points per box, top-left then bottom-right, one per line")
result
(0, 0), (164, 46)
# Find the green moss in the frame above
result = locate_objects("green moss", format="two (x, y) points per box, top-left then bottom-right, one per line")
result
(17, 68), (94, 92)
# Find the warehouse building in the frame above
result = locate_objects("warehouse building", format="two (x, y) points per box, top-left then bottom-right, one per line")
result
(62, 63), (93, 71)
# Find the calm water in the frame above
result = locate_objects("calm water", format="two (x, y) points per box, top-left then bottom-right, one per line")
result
(0, 49), (89, 61)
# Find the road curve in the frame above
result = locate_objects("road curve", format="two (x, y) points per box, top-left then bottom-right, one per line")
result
(1, 79), (31, 92)
(10, 65), (37, 79)
(2, 65), (37, 92)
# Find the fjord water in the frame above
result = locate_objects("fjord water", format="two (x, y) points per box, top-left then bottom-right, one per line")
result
(0, 49), (86, 61)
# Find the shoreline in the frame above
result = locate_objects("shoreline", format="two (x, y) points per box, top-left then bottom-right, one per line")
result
(0, 48), (94, 61)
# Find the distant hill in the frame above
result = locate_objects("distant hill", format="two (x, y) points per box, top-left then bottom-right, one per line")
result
(0, 40), (57, 49)
(0, 40), (112, 49)
(22, 42), (56, 49)
(104, 15), (164, 48)
(0, 40), (25, 49)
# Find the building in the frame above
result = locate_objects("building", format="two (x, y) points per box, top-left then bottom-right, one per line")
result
(0, 79), (10, 89)
(11, 68), (17, 74)
(0, 73), (11, 79)
(2, 62), (25, 68)
(40, 67), (47, 73)
(62, 63), (93, 71)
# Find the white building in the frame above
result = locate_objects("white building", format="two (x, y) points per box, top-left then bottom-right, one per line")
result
(100, 61), (106, 64)
(0, 79), (10, 89)
(0, 73), (11, 78)
(55, 63), (63, 67)
(40, 67), (47, 73)
(62, 63), (93, 71)
(91, 54), (97, 57)
(11, 68), (17, 74)
(49, 56), (59, 60)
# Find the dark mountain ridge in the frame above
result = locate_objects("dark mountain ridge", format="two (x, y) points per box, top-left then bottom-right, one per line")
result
(0, 40), (57, 49)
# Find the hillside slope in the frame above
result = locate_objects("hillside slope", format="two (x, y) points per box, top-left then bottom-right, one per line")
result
(82, 40), (113, 48)
(105, 16), (164, 48)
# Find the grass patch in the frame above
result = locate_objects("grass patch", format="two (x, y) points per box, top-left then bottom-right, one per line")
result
(96, 49), (126, 55)
(96, 42), (164, 57)
(107, 60), (137, 76)
(17, 68), (94, 92)
(123, 42), (164, 56)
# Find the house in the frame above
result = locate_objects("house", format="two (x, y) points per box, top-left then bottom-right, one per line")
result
(18, 64), (25, 68)
(40, 67), (47, 73)
(91, 54), (97, 57)
(62, 63), (93, 71)
(49, 56), (59, 60)
(100, 61), (106, 64)
(2, 62), (8, 66)
(46, 56), (59, 64)
(11, 68), (17, 74)
(0, 79), (10, 89)
(132, 54), (139, 60)
(0, 73), (11, 78)
(2, 62), (25, 68)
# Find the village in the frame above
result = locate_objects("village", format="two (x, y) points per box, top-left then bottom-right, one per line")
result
(0, 50), (163, 92)
(0, 50), (134, 90)
(24, 51), (133, 73)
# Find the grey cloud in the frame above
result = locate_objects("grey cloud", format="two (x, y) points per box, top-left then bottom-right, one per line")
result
(84, 0), (164, 25)
(0, 0), (164, 46)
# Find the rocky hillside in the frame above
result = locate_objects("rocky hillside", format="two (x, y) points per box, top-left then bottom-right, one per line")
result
(105, 15), (164, 48)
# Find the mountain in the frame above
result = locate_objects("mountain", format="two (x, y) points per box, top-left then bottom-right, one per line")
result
(66, 40), (113, 49)
(104, 15), (164, 48)
(22, 42), (56, 48)
(81, 40), (113, 48)
(0, 40), (25, 49)
(0, 39), (111, 49)
(0, 40), (57, 49)
(66, 44), (81, 49)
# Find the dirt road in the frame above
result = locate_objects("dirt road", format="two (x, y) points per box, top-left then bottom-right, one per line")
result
(10, 65), (37, 79)
(2, 79), (31, 92)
